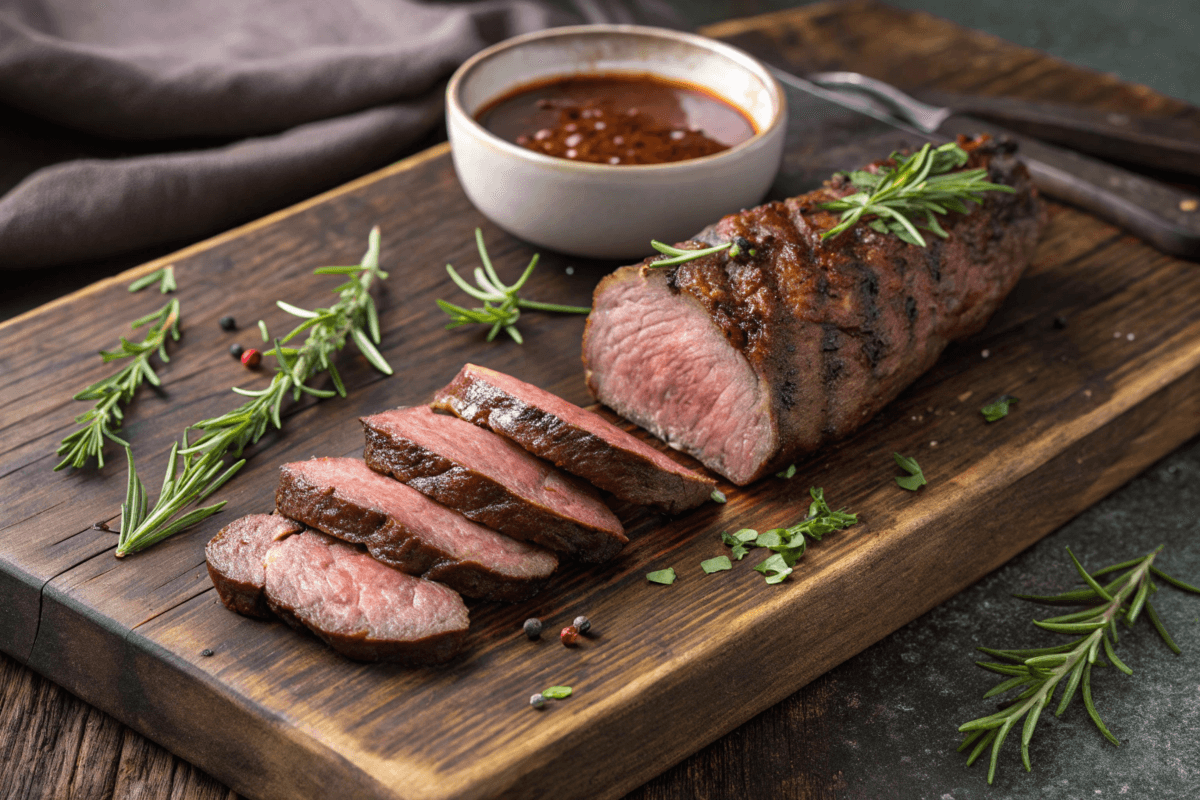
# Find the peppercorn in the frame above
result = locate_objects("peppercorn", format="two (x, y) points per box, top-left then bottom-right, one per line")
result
(241, 348), (262, 368)
(529, 693), (546, 709)
(560, 625), (580, 647)
(200, 649), (214, 657)
(523, 617), (543, 640)
(229, 343), (244, 360)
(218, 316), (237, 331)
(1053, 315), (1069, 330)
(572, 615), (591, 635)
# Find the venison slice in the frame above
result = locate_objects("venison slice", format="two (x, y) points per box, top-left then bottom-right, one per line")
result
(263, 529), (469, 664)
(433, 363), (716, 514)
(362, 406), (627, 562)
(205, 513), (302, 618)
(275, 457), (558, 603)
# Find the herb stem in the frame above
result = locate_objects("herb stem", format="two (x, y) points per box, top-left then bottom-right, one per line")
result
(114, 228), (391, 557)
(959, 545), (1199, 783)
(55, 297), (180, 471)
(818, 142), (1014, 246)
(438, 229), (589, 342)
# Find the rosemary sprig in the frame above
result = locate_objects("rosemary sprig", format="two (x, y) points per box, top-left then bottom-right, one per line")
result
(958, 546), (1200, 784)
(437, 229), (589, 343)
(114, 228), (392, 557)
(55, 294), (180, 471)
(819, 142), (1015, 246)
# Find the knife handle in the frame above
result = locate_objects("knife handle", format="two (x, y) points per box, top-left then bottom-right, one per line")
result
(920, 91), (1200, 178)
(939, 115), (1200, 260)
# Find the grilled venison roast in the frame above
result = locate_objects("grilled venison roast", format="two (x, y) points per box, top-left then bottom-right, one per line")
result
(206, 516), (470, 664)
(205, 513), (303, 618)
(275, 457), (558, 602)
(583, 136), (1046, 484)
(263, 529), (469, 664)
(362, 405), (627, 562)
(433, 363), (716, 513)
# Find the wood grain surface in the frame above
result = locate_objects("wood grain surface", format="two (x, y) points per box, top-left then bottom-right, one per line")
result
(3, 2), (1199, 799)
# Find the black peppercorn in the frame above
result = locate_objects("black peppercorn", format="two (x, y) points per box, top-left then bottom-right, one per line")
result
(229, 343), (244, 359)
(572, 615), (591, 634)
(219, 316), (237, 331)
(523, 617), (543, 640)
(200, 649), (214, 657)
(1053, 315), (1068, 330)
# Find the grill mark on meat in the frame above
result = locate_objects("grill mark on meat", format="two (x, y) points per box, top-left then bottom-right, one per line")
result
(923, 238), (943, 282)
(584, 136), (1046, 484)
(275, 457), (557, 603)
(432, 363), (715, 514)
(361, 406), (627, 562)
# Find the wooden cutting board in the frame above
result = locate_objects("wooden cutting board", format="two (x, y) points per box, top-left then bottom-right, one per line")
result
(2, 2), (1199, 798)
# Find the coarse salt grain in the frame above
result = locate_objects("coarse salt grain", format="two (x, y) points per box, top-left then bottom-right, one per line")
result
(981, 349), (990, 358)
(565, 266), (575, 275)
(1127, 332), (1135, 341)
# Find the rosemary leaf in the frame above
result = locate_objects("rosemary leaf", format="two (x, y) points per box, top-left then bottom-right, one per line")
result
(113, 228), (392, 557)
(55, 297), (180, 471)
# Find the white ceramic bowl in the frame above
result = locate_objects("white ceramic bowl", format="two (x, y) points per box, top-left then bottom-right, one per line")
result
(445, 25), (787, 260)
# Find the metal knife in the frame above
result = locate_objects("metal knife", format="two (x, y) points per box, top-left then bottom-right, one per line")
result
(766, 67), (1200, 259)
(813, 74), (1200, 179)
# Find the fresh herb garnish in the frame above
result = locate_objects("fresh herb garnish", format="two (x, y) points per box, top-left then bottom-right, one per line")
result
(721, 529), (759, 560)
(128, 265), (177, 294)
(711, 489), (727, 504)
(645, 239), (732, 267)
(981, 394), (1019, 422)
(701, 556), (732, 574)
(55, 287), (180, 471)
(437, 229), (589, 343)
(958, 546), (1200, 784)
(893, 452), (927, 491)
(542, 685), (573, 699)
(646, 568), (677, 585)
(721, 488), (858, 584)
(818, 142), (1015, 247)
(114, 229), (392, 557)
(776, 463), (797, 479)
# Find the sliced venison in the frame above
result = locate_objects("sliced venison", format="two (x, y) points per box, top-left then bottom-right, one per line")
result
(275, 457), (557, 602)
(205, 513), (302, 618)
(433, 363), (716, 514)
(263, 529), (469, 664)
(362, 406), (627, 562)
(583, 136), (1046, 484)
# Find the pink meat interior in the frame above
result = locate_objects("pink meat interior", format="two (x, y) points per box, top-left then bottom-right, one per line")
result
(264, 530), (468, 642)
(585, 271), (775, 484)
(449, 363), (708, 480)
(286, 458), (556, 576)
(369, 406), (619, 531)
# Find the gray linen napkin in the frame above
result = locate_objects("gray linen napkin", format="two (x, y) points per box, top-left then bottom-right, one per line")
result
(0, 0), (582, 268)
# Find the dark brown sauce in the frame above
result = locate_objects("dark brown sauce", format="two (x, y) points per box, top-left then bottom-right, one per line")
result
(476, 73), (757, 166)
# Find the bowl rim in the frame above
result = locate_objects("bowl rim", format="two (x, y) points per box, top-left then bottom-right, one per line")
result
(445, 23), (787, 174)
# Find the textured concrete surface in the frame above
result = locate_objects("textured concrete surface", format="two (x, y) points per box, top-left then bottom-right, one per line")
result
(824, 436), (1200, 798)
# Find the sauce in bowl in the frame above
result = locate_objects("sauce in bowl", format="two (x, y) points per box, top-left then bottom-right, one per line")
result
(476, 74), (757, 166)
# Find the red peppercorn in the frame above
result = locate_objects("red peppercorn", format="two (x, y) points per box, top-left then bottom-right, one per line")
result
(560, 625), (580, 647)
(241, 348), (261, 368)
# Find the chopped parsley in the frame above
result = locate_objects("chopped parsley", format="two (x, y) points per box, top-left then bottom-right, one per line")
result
(646, 568), (677, 585)
(981, 394), (1019, 422)
(893, 452), (927, 491)
(701, 556), (732, 574)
